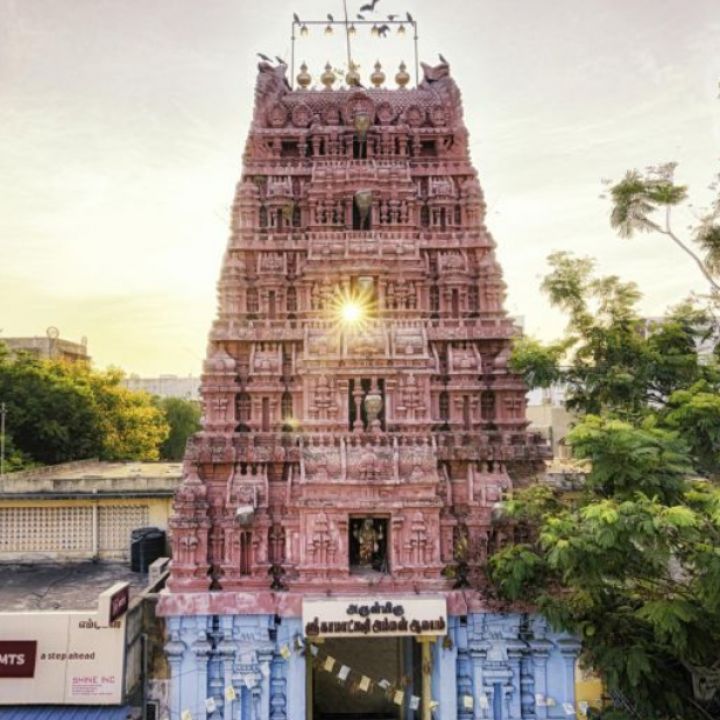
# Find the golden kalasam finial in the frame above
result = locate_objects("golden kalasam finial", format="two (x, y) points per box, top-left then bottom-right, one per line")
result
(370, 60), (385, 88)
(395, 61), (410, 88)
(321, 62), (336, 89)
(297, 62), (312, 89)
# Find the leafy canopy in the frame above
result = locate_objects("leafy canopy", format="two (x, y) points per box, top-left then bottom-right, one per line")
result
(493, 242), (720, 718)
(0, 348), (170, 466)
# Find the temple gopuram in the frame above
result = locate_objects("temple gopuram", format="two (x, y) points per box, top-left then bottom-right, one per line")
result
(158, 19), (581, 719)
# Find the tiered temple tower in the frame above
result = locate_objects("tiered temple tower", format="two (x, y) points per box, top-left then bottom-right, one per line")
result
(159, 56), (579, 720)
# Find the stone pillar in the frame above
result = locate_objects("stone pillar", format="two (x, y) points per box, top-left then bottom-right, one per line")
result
(419, 637), (434, 720)
(217, 617), (237, 720)
(165, 619), (186, 720)
(455, 622), (473, 720)
(256, 645), (274, 720)
(192, 618), (212, 720)
(279, 618), (305, 720)
(530, 616), (553, 719)
(558, 637), (582, 714)
(432, 627), (457, 720)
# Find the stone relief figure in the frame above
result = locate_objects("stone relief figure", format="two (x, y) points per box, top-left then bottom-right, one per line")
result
(354, 518), (383, 567)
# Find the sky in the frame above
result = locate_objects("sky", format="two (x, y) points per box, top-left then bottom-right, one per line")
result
(1, 0), (719, 376)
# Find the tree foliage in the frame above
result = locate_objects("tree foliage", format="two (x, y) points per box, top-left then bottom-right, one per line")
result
(494, 244), (720, 718)
(154, 396), (201, 461)
(0, 348), (169, 466)
(608, 163), (720, 293)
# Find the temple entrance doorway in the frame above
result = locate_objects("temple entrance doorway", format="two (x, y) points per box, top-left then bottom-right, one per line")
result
(309, 636), (421, 720)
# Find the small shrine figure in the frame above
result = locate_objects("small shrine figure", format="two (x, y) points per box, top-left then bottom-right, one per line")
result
(354, 518), (383, 567)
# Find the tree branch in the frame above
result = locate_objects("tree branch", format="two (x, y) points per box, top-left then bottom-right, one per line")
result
(660, 207), (720, 291)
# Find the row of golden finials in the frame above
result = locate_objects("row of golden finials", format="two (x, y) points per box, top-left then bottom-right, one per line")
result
(296, 60), (411, 89)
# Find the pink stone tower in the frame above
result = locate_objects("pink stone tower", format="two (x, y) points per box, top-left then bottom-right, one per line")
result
(165, 58), (547, 602)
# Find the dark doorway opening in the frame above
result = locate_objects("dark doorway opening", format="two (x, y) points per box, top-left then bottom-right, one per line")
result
(311, 637), (421, 720)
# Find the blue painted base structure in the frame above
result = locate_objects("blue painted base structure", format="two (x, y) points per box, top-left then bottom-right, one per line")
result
(166, 611), (580, 720)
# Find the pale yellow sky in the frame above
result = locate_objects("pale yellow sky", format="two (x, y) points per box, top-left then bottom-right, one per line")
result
(1, 0), (719, 376)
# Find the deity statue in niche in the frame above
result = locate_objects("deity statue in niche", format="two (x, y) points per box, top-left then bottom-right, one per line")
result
(352, 518), (384, 568)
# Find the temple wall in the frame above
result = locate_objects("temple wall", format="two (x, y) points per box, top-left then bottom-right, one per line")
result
(164, 612), (579, 720)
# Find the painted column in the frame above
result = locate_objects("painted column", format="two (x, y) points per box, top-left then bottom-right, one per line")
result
(558, 638), (582, 717)
(165, 618), (186, 720)
(192, 617), (212, 720)
(454, 621), (473, 720)
(419, 637), (434, 720)
(280, 618), (306, 720)
(432, 630), (457, 720)
(217, 617), (237, 720)
(256, 645), (274, 720)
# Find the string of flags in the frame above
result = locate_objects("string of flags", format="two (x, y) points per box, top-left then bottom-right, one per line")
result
(291, 636), (428, 710)
(177, 637), (595, 719)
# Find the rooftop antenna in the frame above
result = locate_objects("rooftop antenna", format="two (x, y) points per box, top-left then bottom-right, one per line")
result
(291, 2), (419, 89)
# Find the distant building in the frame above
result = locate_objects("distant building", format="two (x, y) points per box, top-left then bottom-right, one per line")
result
(2, 331), (90, 364)
(123, 374), (200, 401)
(526, 386), (576, 459)
(0, 460), (181, 563)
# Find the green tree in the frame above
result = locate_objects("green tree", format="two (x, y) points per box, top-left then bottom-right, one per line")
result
(0, 348), (169, 466)
(608, 163), (720, 293)
(0, 351), (104, 464)
(155, 396), (201, 460)
(491, 252), (720, 719)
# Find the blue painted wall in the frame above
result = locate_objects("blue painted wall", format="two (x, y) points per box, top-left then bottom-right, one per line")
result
(165, 612), (579, 720)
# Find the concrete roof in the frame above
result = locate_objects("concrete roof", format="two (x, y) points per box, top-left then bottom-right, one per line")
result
(0, 460), (182, 497)
(0, 562), (148, 612)
(5, 460), (181, 481)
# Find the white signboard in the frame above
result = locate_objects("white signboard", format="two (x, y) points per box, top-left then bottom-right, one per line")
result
(0, 610), (126, 705)
(303, 597), (447, 638)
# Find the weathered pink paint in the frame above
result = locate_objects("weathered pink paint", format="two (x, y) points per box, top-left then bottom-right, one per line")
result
(158, 59), (547, 617)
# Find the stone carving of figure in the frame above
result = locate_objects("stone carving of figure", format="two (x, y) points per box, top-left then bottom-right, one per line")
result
(354, 518), (382, 567)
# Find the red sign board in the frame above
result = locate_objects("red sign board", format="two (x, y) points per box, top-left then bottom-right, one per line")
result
(108, 585), (129, 624)
(0, 641), (37, 678)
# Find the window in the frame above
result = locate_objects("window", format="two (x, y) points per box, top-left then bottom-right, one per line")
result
(451, 288), (460, 318)
(281, 391), (293, 429)
(268, 290), (276, 319)
(261, 397), (270, 431)
(280, 140), (299, 158)
(468, 284), (479, 314)
(481, 391), (495, 421)
(429, 285), (440, 314)
(353, 136), (367, 159)
(286, 286), (297, 313)
(246, 288), (259, 314)
(353, 192), (372, 230)
(420, 140), (436, 157)
(239, 531), (252, 575)
(235, 392), (251, 432)
(439, 391), (449, 423)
